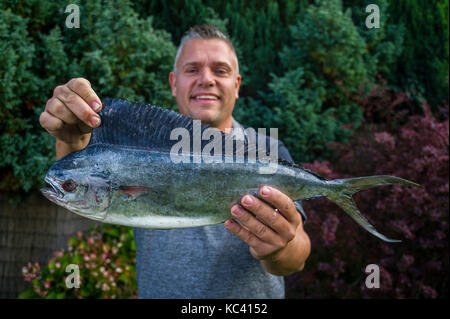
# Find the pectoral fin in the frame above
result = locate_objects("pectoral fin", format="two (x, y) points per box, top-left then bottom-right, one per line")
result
(118, 186), (155, 200)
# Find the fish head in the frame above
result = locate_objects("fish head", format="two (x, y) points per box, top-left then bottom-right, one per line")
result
(41, 162), (111, 221)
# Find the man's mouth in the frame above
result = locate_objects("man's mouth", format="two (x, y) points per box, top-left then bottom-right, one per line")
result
(193, 95), (219, 100)
(191, 93), (220, 102)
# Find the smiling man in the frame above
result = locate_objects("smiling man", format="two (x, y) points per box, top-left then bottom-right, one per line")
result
(39, 24), (311, 298)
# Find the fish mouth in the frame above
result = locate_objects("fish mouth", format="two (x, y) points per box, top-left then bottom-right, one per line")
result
(41, 176), (64, 200)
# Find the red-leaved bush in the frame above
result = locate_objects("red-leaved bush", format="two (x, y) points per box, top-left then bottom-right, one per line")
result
(286, 88), (448, 298)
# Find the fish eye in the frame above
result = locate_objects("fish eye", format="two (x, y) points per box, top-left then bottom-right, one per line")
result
(62, 179), (77, 192)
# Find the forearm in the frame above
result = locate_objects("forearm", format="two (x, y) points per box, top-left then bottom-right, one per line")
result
(261, 226), (311, 276)
(56, 135), (91, 160)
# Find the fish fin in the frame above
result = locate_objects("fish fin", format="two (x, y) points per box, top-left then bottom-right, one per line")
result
(335, 175), (421, 192)
(88, 98), (194, 152)
(88, 98), (277, 161)
(327, 175), (421, 242)
(327, 192), (401, 243)
(118, 186), (154, 200)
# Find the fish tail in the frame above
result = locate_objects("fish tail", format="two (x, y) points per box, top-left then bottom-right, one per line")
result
(326, 175), (421, 243)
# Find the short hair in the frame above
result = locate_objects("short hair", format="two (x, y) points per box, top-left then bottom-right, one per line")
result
(173, 24), (239, 74)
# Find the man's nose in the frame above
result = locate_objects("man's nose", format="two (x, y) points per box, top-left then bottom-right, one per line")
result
(198, 68), (215, 87)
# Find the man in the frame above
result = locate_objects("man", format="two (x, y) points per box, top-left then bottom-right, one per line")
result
(39, 25), (311, 298)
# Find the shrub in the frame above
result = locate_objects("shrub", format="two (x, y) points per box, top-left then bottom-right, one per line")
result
(19, 225), (137, 299)
(386, 0), (449, 110)
(257, 0), (369, 163)
(286, 89), (448, 298)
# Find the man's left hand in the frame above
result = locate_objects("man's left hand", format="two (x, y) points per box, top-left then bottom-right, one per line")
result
(224, 185), (311, 276)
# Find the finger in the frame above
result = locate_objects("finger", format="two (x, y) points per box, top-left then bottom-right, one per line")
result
(230, 204), (282, 245)
(66, 78), (102, 112)
(45, 97), (81, 126)
(53, 85), (101, 128)
(259, 186), (301, 226)
(240, 194), (294, 242)
(39, 110), (64, 132)
(46, 98), (92, 134)
(224, 219), (269, 249)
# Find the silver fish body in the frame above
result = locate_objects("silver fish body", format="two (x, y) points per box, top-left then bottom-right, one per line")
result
(41, 99), (420, 242)
(43, 146), (326, 228)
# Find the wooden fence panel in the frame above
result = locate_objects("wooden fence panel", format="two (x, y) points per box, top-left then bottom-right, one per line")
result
(0, 192), (100, 298)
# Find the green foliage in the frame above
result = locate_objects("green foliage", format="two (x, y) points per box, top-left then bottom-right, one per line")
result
(343, 0), (405, 80)
(0, 0), (176, 194)
(18, 225), (136, 299)
(386, 0), (449, 109)
(0, 7), (55, 192)
(238, 0), (368, 162)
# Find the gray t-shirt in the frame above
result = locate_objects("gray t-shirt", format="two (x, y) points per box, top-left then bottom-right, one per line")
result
(133, 119), (306, 298)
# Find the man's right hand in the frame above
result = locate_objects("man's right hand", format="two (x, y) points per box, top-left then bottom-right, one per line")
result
(39, 78), (102, 159)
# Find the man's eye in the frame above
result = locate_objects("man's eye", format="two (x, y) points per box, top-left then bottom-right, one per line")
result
(216, 69), (228, 75)
(186, 69), (196, 73)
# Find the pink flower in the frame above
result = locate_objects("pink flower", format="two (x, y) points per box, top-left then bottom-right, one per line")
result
(53, 249), (64, 257)
(421, 285), (438, 298)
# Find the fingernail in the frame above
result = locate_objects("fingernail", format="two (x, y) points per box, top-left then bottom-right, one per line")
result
(231, 205), (243, 216)
(261, 186), (271, 196)
(91, 102), (101, 112)
(243, 195), (253, 206)
(91, 115), (100, 127)
(224, 220), (234, 228)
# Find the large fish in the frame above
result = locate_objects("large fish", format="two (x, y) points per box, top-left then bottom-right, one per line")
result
(41, 99), (420, 242)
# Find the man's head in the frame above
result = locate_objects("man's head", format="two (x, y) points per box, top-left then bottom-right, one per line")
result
(169, 25), (241, 131)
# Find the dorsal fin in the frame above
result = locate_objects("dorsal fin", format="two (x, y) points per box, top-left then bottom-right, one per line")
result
(88, 98), (194, 151)
(88, 99), (262, 159)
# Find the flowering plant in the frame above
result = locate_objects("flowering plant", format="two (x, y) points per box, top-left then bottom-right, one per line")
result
(19, 225), (137, 299)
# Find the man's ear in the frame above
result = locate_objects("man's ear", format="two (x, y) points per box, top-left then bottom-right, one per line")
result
(169, 72), (177, 97)
(235, 74), (242, 99)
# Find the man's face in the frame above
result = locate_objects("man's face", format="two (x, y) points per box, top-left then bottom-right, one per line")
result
(169, 39), (241, 130)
